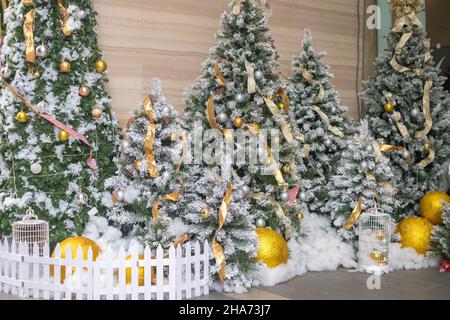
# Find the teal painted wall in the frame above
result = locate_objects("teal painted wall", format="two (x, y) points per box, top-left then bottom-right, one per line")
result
(377, 0), (426, 56)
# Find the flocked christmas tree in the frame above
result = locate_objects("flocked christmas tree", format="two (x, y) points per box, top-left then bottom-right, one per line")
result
(104, 79), (185, 250)
(180, 0), (302, 290)
(323, 121), (398, 240)
(362, 0), (450, 219)
(287, 29), (349, 215)
(433, 204), (450, 260)
(0, 0), (119, 242)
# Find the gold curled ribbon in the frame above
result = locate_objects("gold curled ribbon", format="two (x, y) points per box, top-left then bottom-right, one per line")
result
(244, 56), (256, 94)
(390, 39), (430, 76)
(415, 79), (433, 138)
(393, 111), (411, 141)
(380, 181), (395, 196)
(265, 144), (285, 186)
(206, 96), (222, 131)
(213, 61), (226, 86)
(380, 144), (407, 153)
(151, 190), (183, 221)
(212, 184), (233, 284)
(391, 0), (423, 32)
(365, 171), (377, 183)
(143, 95), (159, 178)
(262, 96), (293, 143)
(343, 199), (362, 231)
(56, 0), (72, 36)
(419, 148), (435, 168)
(312, 106), (345, 138)
(247, 123), (260, 136)
(298, 64), (325, 104)
(303, 144), (311, 159)
(23, 8), (35, 74)
(173, 234), (190, 248)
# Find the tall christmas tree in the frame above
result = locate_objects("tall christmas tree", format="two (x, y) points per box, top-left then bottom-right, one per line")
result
(323, 121), (398, 239)
(362, 0), (450, 219)
(180, 0), (302, 290)
(0, 0), (119, 242)
(104, 79), (186, 250)
(287, 29), (349, 215)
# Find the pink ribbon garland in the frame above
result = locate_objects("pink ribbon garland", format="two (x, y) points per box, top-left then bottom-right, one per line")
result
(1, 78), (98, 170)
(440, 259), (450, 273)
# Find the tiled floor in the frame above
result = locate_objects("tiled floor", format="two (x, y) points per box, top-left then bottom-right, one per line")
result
(1, 269), (449, 300)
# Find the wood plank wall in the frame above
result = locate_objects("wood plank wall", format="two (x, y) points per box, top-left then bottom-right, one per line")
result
(93, 0), (363, 127)
(426, 0), (450, 47)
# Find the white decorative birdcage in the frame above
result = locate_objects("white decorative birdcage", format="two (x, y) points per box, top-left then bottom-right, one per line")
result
(358, 204), (391, 273)
(12, 208), (49, 256)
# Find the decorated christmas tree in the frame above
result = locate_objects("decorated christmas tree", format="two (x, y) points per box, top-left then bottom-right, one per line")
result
(433, 204), (450, 260)
(180, 0), (302, 290)
(362, 0), (450, 219)
(323, 121), (398, 240)
(0, 0), (119, 242)
(104, 79), (186, 250)
(287, 29), (349, 215)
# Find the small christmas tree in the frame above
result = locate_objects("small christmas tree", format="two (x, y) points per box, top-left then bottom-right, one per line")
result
(323, 121), (398, 239)
(0, 0), (119, 241)
(104, 79), (185, 249)
(362, 0), (450, 219)
(287, 29), (349, 215)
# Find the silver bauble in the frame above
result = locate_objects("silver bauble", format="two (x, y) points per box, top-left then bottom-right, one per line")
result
(254, 70), (264, 80)
(299, 192), (307, 202)
(401, 150), (411, 160)
(116, 190), (125, 202)
(324, 138), (332, 147)
(365, 144), (374, 153)
(162, 105), (170, 114)
(316, 128), (325, 137)
(36, 45), (48, 58)
(331, 106), (337, 113)
(242, 185), (250, 194)
(256, 218), (266, 228)
(1, 67), (11, 78)
(121, 140), (131, 151)
(217, 112), (228, 123)
(30, 163), (42, 175)
(360, 161), (369, 171)
(280, 191), (289, 202)
(410, 108), (420, 119)
(162, 171), (171, 180)
(78, 10), (87, 20)
(235, 93), (246, 103)
(36, 101), (49, 113)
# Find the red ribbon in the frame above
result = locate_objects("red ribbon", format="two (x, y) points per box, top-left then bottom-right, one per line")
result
(1, 78), (97, 170)
(289, 186), (300, 205)
(440, 259), (450, 273)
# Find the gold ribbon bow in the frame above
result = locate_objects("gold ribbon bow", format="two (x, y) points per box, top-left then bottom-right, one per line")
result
(244, 56), (256, 94)
(212, 185), (233, 284)
(151, 190), (183, 221)
(233, 0), (272, 16)
(56, 0), (72, 36)
(312, 106), (345, 138)
(391, 0), (423, 31)
(143, 95), (159, 178)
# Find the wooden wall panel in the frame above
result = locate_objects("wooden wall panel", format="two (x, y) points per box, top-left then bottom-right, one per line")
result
(93, 0), (362, 126)
(426, 0), (450, 47)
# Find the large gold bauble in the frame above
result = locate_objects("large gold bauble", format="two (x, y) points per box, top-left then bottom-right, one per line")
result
(384, 102), (394, 113)
(79, 86), (91, 97)
(51, 237), (101, 283)
(255, 227), (288, 268)
(60, 61), (71, 73)
(396, 216), (433, 255)
(58, 130), (70, 142)
(16, 111), (29, 123)
(125, 255), (156, 286)
(419, 191), (450, 225)
(233, 117), (244, 128)
(95, 59), (107, 73)
(92, 106), (103, 119)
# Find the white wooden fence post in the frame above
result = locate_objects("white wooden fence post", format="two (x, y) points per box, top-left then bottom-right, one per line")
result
(117, 247), (126, 300)
(156, 245), (164, 300)
(42, 243), (50, 300)
(130, 246), (139, 300)
(74, 246), (83, 300)
(168, 245), (176, 300)
(85, 247), (93, 300)
(143, 245), (152, 300)
(203, 240), (210, 296)
(176, 243), (183, 300)
(194, 241), (201, 297)
(92, 248), (100, 300)
(64, 245), (73, 300)
(32, 242), (40, 299)
(18, 241), (28, 297)
(53, 244), (61, 300)
(185, 242), (192, 299)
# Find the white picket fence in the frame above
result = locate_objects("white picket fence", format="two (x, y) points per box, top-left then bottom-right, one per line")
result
(0, 238), (210, 300)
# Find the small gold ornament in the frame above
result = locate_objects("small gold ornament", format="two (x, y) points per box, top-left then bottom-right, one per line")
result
(200, 207), (211, 220)
(375, 230), (385, 241)
(125, 255), (156, 286)
(255, 227), (288, 268)
(95, 59), (107, 73)
(16, 111), (29, 123)
(79, 86), (91, 97)
(34, 71), (40, 78)
(58, 130), (70, 142)
(51, 237), (101, 284)
(60, 61), (71, 73)
(134, 159), (143, 171)
(296, 213), (304, 221)
(370, 250), (384, 262)
(233, 117), (244, 128)
(384, 102), (394, 113)
(419, 191), (450, 225)
(277, 103), (285, 110)
(268, 95), (275, 101)
(396, 216), (433, 254)
(423, 142), (432, 153)
(92, 106), (103, 119)
(281, 163), (293, 175)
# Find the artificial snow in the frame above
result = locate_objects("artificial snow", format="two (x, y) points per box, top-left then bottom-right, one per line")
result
(389, 243), (441, 271)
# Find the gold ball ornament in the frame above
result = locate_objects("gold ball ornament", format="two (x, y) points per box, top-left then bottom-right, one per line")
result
(419, 191), (450, 225)
(384, 102), (395, 113)
(396, 216), (433, 254)
(423, 142), (432, 153)
(255, 227), (288, 268)
(92, 106), (103, 119)
(296, 213), (304, 221)
(51, 237), (101, 284)
(95, 59), (107, 73)
(58, 130), (70, 142)
(369, 250), (385, 262)
(34, 71), (40, 78)
(79, 86), (91, 97)
(281, 163), (293, 175)
(134, 159), (143, 171)
(268, 95), (275, 101)
(233, 117), (244, 128)
(16, 111), (29, 123)
(200, 207), (211, 220)
(60, 61), (71, 73)
(125, 255), (156, 286)
(277, 103), (285, 111)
